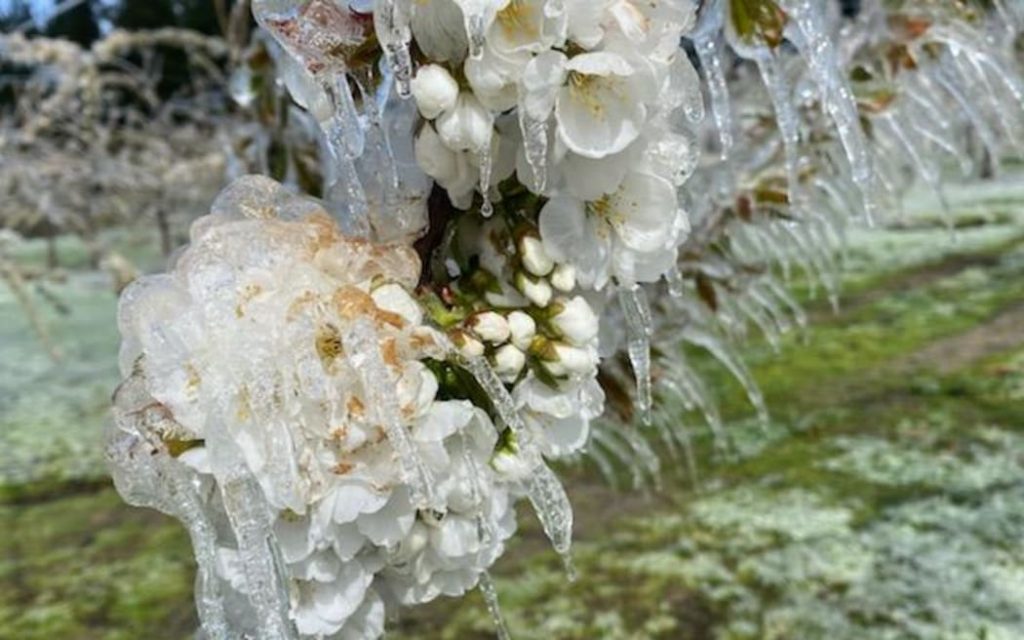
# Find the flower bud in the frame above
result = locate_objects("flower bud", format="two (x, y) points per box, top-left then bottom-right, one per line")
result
(507, 310), (536, 351)
(450, 329), (485, 359)
(492, 344), (526, 382)
(410, 64), (459, 120)
(436, 92), (494, 153)
(550, 263), (576, 292)
(516, 272), (553, 308)
(550, 296), (599, 346)
(491, 447), (534, 481)
(415, 124), (459, 183)
(519, 234), (554, 276)
(546, 343), (598, 376)
(467, 311), (510, 344)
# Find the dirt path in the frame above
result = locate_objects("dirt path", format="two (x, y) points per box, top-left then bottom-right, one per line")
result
(892, 302), (1024, 375)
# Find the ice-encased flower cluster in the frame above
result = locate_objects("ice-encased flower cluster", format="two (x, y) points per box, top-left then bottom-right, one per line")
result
(108, 176), (541, 638)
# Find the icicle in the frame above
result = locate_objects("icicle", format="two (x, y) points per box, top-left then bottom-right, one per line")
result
(586, 436), (621, 489)
(592, 428), (644, 489)
(618, 284), (653, 425)
(951, 51), (1022, 151)
(754, 52), (801, 198)
(478, 146), (494, 217)
(456, 355), (575, 569)
(879, 112), (950, 221)
(694, 33), (734, 161)
(781, 0), (878, 224)
(458, 431), (496, 545)
(479, 572), (512, 640)
(373, 0), (414, 98)
(517, 89), (549, 193)
(525, 462), (575, 562)
(735, 296), (782, 352)
(929, 65), (1002, 168)
(219, 476), (298, 640)
(931, 25), (1024, 111)
(763, 276), (807, 331)
(456, 0), (489, 59)
(682, 326), (768, 428)
(617, 426), (661, 488)
(666, 264), (685, 298)
(343, 318), (439, 509)
(106, 432), (230, 639)
(319, 73), (371, 236)
(359, 66), (401, 192)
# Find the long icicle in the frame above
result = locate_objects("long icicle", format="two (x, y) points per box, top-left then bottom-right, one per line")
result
(618, 284), (654, 425)
(344, 318), (439, 509)
(479, 571), (513, 640)
(457, 355), (575, 572)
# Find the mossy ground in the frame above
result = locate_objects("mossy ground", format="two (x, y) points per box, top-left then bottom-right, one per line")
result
(2, 179), (1023, 639)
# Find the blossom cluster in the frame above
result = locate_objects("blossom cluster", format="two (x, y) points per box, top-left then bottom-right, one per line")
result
(108, 1), (739, 638)
(409, 0), (697, 289)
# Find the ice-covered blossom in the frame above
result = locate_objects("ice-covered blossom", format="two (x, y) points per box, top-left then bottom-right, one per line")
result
(109, 176), (522, 638)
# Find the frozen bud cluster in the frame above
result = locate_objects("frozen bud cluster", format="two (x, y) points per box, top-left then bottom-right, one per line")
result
(108, 176), (524, 638)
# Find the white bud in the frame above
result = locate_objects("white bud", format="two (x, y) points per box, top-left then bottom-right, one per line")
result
(492, 344), (526, 381)
(516, 273), (553, 308)
(467, 311), (510, 344)
(550, 263), (576, 292)
(507, 310), (537, 351)
(371, 283), (423, 326)
(451, 330), (485, 359)
(410, 64), (460, 119)
(415, 124), (459, 183)
(491, 448), (534, 481)
(520, 235), (554, 276)
(436, 92), (494, 153)
(547, 343), (598, 376)
(551, 296), (599, 346)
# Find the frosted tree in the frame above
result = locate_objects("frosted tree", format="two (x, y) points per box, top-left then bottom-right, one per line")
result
(104, 1), (1023, 638)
